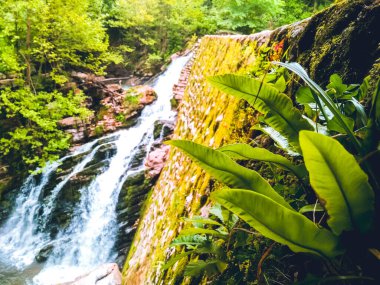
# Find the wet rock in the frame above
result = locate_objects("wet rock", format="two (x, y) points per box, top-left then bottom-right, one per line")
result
(129, 143), (148, 169)
(61, 263), (122, 285)
(135, 85), (157, 105)
(35, 244), (54, 263)
(153, 120), (175, 140)
(114, 171), (154, 265)
(145, 145), (170, 178)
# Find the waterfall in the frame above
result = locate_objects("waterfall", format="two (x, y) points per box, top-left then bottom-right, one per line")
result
(0, 54), (192, 284)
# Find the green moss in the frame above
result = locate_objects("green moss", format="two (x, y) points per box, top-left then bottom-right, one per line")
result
(94, 125), (104, 137)
(122, 2), (379, 283)
(122, 35), (275, 284)
(0, 178), (11, 198)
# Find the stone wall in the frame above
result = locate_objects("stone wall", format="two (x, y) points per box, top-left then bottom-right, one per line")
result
(122, 0), (379, 284)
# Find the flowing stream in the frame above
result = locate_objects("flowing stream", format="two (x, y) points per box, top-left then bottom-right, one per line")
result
(0, 54), (191, 284)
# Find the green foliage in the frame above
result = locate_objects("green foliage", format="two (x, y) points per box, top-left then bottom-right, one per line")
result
(164, 204), (236, 277)
(166, 62), (379, 283)
(208, 74), (314, 152)
(218, 143), (308, 179)
(0, 87), (91, 170)
(273, 62), (362, 151)
(300, 131), (375, 235)
(166, 140), (291, 209)
(209, 0), (283, 33)
(106, 0), (214, 73)
(0, 0), (121, 83)
(211, 188), (343, 258)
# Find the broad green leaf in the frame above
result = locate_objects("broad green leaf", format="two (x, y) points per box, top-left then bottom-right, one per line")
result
(213, 188), (343, 258)
(300, 131), (375, 235)
(274, 76), (286, 92)
(326, 115), (354, 134)
(167, 140), (292, 209)
(208, 74), (313, 152)
(211, 188), (343, 258)
(299, 204), (325, 214)
(272, 62), (362, 152)
(296, 86), (314, 104)
(218, 143), (307, 179)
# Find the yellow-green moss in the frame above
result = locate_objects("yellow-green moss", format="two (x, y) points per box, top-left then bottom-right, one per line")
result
(122, 2), (379, 283)
(122, 35), (270, 285)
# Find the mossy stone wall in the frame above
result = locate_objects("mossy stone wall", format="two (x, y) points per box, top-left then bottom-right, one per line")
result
(122, 1), (379, 284)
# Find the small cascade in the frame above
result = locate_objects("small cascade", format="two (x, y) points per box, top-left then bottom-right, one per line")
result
(0, 54), (192, 284)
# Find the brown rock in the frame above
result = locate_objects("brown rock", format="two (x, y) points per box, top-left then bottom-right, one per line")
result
(59, 117), (82, 129)
(106, 84), (124, 93)
(145, 145), (170, 178)
(135, 86), (157, 105)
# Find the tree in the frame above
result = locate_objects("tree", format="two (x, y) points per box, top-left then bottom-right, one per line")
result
(210, 0), (284, 33)
(0, 0), (120, 85)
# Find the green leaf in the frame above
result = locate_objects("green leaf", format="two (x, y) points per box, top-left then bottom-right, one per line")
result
(209, 204), (239, 229)
(218, 143), (308, 179)
(296, 86), (314, 104)
(349, 98), (367, 127)
(326, 115), (354, 134)
(167, 140), (292, 209)
(272, 62), (362, 152)
(300, 131), (375, 235)
(170, 235), (207, 247)
(211, 188), (343, 258)
(299, 204), (325, 214)
(208, 74), (313, 152)
(274, 76), (286, 92)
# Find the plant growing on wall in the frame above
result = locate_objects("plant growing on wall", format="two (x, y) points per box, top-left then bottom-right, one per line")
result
(165, 64), (379, 283)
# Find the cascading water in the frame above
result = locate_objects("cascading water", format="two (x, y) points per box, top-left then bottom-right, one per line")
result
(0, 54), (192, 284)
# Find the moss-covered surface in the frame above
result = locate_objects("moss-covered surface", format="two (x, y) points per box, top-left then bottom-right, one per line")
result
(122, 35), (270, 285)
(272, 0), (379, 89)
(122, 1), (379, 284)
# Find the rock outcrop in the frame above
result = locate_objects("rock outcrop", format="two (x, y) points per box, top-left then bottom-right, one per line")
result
(58, 79), (157, 144)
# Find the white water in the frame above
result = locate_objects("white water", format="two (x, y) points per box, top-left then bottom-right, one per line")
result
(0, 54), (191, 284)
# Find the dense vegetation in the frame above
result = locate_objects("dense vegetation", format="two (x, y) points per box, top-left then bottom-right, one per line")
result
(167, 59), (379, 283)
(0, 0), (333, 171)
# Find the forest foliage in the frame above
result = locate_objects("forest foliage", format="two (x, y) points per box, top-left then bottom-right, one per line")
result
(0, 0), (333, 169)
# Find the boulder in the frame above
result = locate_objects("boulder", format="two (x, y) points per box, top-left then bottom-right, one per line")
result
(35, 244), (54, 263)
(135, 85), (157, 105)
(153, 120), (175, 140)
